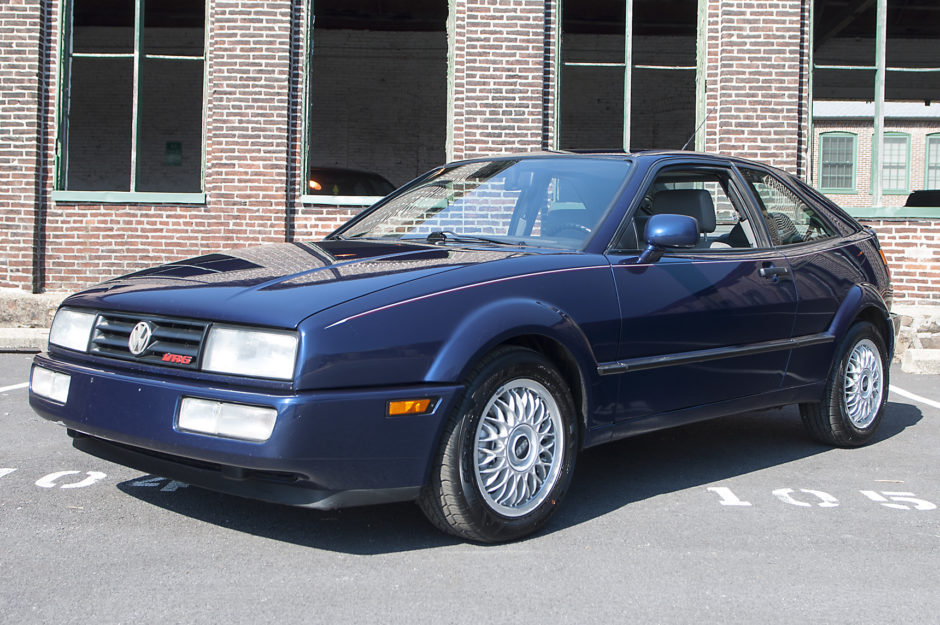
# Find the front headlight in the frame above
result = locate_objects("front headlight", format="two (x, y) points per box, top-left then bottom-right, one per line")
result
(48, 308), (96, 352)
(202, 326), (298, 380)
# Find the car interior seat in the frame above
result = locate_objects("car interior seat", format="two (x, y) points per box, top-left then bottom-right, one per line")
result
(649, 189), (716, 246)
(769, 212), (800, 244)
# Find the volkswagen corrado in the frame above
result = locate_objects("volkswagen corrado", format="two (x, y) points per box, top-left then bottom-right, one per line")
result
(30, 151), (899, 542)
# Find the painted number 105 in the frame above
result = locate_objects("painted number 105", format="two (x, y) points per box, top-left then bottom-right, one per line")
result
(707, 486), (936, 511)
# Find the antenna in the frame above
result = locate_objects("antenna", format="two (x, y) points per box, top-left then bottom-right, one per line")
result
(680, 107), (716, 151)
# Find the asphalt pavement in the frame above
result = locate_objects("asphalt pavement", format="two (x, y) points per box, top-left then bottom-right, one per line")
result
(1, 353), (938, 624)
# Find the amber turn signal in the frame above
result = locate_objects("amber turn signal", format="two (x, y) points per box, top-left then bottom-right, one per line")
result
(388, 399), (432, 416)
(878, 248), (891, 278)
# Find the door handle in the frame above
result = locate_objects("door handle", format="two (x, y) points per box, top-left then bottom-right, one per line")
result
(759, 265), (790, 279)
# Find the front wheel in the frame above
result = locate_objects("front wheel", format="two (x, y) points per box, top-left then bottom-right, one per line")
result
(800, 321), (888, 447)
(418, 347), (578, 542)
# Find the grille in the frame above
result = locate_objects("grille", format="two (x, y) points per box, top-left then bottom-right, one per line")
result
(89, 312), (209, 369)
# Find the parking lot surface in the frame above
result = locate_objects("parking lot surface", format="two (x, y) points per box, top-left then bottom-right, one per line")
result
(2, 353), (937, 624)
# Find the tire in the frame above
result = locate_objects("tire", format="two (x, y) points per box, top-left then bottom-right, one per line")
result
(418, 346), (578, 542)
(800, 321), (888, 448)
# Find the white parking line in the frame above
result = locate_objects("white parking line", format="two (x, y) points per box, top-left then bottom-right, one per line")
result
(0, 382), (29, 394)
(891, 385), (940, 411)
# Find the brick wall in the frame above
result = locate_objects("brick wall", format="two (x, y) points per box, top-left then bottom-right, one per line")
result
(0, 0), (53, 290)
(450, 0), (556, 159)
(5, 0), (940, 302)
(862, 219), (940, 304)
(701, 0), (810, 177)
(292, 203), (364, 241)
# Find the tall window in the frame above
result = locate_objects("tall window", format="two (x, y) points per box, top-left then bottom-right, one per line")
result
(559, 0), (699, 152)
(877, 134), (910, 194)
(58, 0), (206, 194)
(305, 1), (447, 197)
(927, 134), (940, 189)
(819, 133), (856, 192)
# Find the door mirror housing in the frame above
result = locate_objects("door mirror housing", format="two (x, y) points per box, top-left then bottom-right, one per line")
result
(637, 213), (699, 264)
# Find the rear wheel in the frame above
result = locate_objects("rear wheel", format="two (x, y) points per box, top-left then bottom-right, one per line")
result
(800, 321), (888, 447)
(418, 347), (578, 542)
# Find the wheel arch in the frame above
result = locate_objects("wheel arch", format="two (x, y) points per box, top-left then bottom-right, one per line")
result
(424, 298), (597, 441)
(500, 334), (589, 445)
(827, 283), (895, 360)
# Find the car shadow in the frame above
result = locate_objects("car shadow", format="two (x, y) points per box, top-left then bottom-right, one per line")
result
(116, 401), (922, 554)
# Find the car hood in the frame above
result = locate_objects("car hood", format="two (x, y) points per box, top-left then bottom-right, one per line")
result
(62, 240), (530, 328)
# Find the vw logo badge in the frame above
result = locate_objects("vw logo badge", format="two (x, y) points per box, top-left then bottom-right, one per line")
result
(128, 321), (153, 356)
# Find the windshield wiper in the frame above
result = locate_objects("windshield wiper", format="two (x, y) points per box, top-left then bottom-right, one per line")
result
(424, 230), (516, 246)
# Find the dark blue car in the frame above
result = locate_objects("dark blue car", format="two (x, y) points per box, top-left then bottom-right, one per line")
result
(30, 152), (899, 542)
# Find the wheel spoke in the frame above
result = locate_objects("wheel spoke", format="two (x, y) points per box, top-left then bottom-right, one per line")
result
(841, 339), (883, 429)
(473, 379), (566, 517)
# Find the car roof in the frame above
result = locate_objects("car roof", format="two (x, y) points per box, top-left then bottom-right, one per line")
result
(448, 150), (795, 178)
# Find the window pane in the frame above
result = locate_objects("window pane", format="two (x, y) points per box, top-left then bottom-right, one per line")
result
(820, 135), (854, 190)
(743, 169), (836, 246)
(136, 58), (205, 192)
(72, 0), (134, 54)
(144, 0), (205, 55)
(307, 1), (447, 190)
(881, 136), (908, 192)
(630, 68), (695, 150)
(65, 57), (133, 191)
(559, 3), (626, 150)
(559, 65), (625, 150)
(926, 137), (940, 189)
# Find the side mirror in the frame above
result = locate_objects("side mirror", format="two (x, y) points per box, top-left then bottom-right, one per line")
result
(637, 213), (699, 264)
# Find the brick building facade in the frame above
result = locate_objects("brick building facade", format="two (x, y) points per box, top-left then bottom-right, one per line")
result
(1, 0), (938, 302)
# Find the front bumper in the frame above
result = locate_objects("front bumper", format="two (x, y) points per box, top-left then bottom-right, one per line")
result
(29, 354), (462, 509)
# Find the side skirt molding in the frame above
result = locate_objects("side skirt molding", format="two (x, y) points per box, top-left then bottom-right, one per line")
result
(596, 332), (835, 376)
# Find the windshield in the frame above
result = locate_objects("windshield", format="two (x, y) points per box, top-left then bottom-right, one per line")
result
(336, 157), (633, 249)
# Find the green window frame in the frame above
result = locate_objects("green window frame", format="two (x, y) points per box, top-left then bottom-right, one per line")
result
(926, 133), (940, 190)
(53, 0), (207, 203)
(871, 132), (911, 195)
(818, 132), (857, 193)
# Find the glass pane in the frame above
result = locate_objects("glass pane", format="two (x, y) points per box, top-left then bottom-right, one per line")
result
(560, 1), (626, 150)
(72, 0), (134, 54)
(65, 57), (133, 191)
(743, 168), (836, 245)
(307, 7), (447, 188)
(144, 0), (205, 56)
(559, 66), (625, 150)
(881, 136), (908, 191)
(136, 58), (205, 192)
(927, 138), (940, 189)
(342, 158), (632, 250)
(821, 135), (854, 190)
(631, 68), (695, 150)
(632, 0), (697, 66)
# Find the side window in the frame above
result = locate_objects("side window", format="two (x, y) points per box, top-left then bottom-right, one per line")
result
(615, 169), (759, 251)
(740, 168), (837, 246)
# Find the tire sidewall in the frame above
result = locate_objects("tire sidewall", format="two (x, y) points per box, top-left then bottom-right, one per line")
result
(453, 350), (578, 542)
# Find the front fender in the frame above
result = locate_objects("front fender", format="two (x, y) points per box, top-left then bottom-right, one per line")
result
(425, 297), (599, 384)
